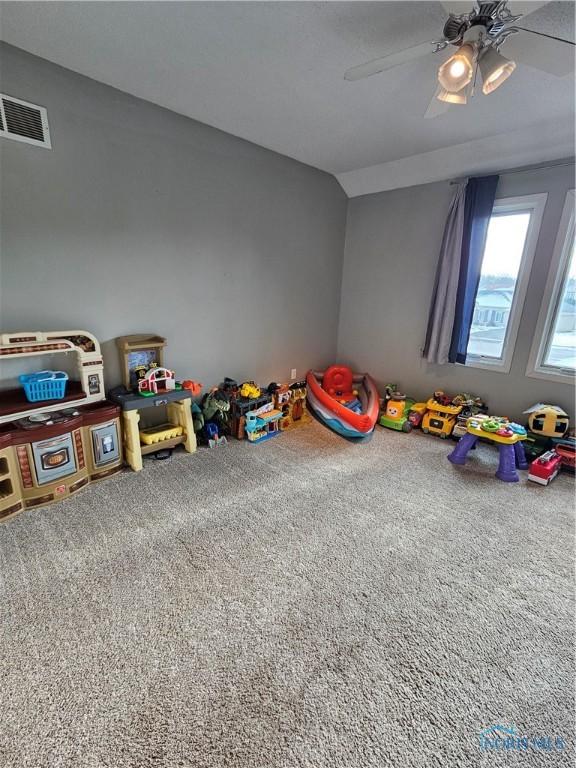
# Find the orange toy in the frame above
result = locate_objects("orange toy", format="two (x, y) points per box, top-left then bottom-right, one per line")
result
(182, 380), (202, 397)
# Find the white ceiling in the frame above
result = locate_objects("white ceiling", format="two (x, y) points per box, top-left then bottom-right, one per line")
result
(0, 1), (574, 187)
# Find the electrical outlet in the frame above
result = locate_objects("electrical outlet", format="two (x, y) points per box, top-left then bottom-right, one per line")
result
(290, 368), (297, 380)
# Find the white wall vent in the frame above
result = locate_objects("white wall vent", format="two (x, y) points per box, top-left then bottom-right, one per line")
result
(0, 94), (51, 149)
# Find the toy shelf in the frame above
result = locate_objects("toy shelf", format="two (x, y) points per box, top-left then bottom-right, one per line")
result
(0, 381), (87, 420)
(140, 435), (186, 456)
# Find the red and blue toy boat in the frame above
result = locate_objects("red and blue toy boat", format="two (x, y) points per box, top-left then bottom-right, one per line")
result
(306, 365), (380, 439)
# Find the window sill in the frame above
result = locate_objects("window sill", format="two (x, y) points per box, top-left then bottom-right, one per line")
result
(463, 356), (511, 374)
(525, 365), (575, 387)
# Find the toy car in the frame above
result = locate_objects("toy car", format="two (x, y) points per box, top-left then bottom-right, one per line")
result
(422, 395), (462, 438)
(378, 392), (415, 433)
(240, 381), (261, 399)
(528, 450), (562, 486)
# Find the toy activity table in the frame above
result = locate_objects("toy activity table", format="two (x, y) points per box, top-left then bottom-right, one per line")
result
(448, 418), (528, 482)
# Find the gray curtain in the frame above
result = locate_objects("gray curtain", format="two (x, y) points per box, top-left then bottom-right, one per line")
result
(422, 181), (467, 364)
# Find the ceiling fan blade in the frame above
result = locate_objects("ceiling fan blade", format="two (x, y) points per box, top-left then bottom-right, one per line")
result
(441, 2), (549, 19)
(344, 41), (434, 81)
(503, 28), (575, 76)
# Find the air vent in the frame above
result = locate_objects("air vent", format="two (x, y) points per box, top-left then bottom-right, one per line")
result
(0, 94), (51, 149)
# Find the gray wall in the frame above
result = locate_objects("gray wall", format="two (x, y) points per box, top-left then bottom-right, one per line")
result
(0, 43), (347, 390)
(337, 163), (575, 422)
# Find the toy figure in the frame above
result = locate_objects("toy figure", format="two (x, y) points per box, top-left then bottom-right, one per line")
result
(201, 388), (231, 434)
(204, 421), (227, 449)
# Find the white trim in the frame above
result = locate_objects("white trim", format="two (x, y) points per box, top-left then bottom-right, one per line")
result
(526, 189), (576, 386)
(465, 193), (548, 374)
(336, 121), (575, 197)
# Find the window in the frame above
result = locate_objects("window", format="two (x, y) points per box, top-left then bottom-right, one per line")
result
(465, 193), (547, 373)
(527, 190), (576, 385)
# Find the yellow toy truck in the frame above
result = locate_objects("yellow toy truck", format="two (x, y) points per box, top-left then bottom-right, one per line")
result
(421, 391), (463, 438)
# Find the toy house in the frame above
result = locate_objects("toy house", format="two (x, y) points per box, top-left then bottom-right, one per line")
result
(274, 381), (310, 431)
(137, 366), (178, 396)
(245, 402), (283, 444)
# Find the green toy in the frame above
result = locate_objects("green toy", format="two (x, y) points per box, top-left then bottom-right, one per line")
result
(378, 384), (415, 433)
(201, 388), (231, 431)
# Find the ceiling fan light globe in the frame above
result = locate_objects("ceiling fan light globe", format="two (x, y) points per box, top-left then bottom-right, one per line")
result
(436, 88), (467, 105)
(479, 48), (517, 94)
(438, 44), (475, 92)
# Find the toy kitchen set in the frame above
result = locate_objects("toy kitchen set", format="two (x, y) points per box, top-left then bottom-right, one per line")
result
(0, 330), (123, 522)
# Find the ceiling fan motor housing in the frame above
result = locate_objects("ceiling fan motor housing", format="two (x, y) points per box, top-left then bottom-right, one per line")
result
(443, 2), (511, 46)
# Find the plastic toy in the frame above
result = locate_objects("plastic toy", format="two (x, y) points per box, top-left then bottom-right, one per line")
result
(228, 385), (272, 440)
(523, 404), (570, 460)
(222, 378), (239, 396)
(139, 424), (184, 445)
(244, 402), (283, 444)
(448, 415), (528, 482)
(201, 388), (231, 440)
(550, 434), (575, 472)
(378, 385), (415, 433)
(137, 365), (181, 397)
(19, 371), (69, 403)
(116, 334), (168, 391)
(306, 366), (379, 439)
(181, 380), (202, 397)
(422, 391), (463, 438)
(524, 404), (569, 439)
(528, 450), (563, 486)
(407, 402), (427, 428)
(0, 330), (122, 520)
(271, 381), (311, 431)
(451, 396), (488, 439)
(240, 381), (261, 399)
(204, 422), (227, 449)
(191, 402), (204, 434)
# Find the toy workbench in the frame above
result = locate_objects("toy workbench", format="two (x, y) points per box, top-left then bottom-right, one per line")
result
(109, 388), (196, 472)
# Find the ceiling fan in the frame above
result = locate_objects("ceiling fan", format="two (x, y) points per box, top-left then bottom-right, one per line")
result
(344, 1), (575, 117)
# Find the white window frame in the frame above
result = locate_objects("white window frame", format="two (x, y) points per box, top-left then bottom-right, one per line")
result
(465, 193), (547, 374)
(526, 189), (575, 386)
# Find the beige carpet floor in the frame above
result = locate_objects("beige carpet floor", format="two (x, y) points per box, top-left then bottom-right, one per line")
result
(0, 421), (574, 768)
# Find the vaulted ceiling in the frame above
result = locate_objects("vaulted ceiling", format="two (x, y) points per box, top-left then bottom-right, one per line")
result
(1, 1), (574, 191)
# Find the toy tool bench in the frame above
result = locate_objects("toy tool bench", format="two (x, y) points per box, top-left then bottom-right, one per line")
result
(108, 388), (196, 472)
(110, 334), (196, 471)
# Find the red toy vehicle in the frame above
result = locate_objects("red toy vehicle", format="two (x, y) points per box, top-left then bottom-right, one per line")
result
(528, 450), (563, 486)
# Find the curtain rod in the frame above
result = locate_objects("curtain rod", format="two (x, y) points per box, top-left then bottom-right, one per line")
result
(449, 159), (575, 184)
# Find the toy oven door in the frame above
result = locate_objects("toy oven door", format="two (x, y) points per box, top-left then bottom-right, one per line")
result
(31, 433), (77, 485)
(91, 421), (120, 466)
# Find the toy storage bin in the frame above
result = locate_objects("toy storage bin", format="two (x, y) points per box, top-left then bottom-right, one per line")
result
(19, 371), (68, 402)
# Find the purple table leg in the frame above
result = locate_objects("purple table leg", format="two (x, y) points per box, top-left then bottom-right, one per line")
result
(448, 432), (478, 465)
(496, 444), (519, 482)
(514, 441), (528, 470)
